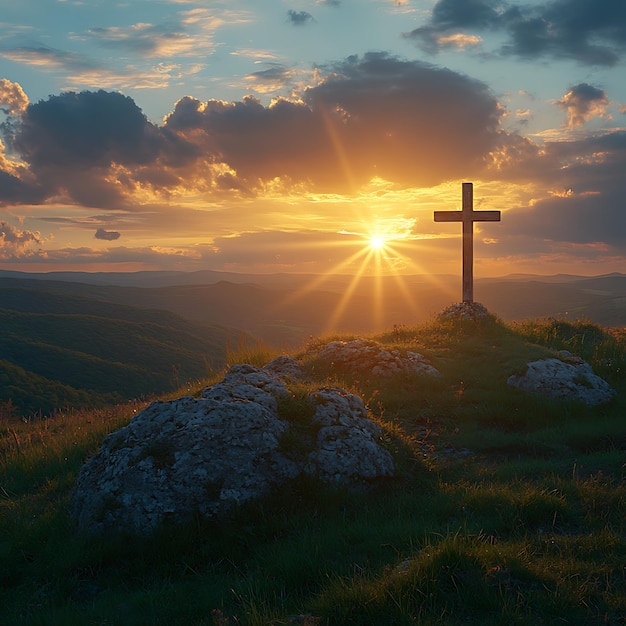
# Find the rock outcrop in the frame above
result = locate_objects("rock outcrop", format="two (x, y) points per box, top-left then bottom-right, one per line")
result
(507, 351), (616, 406)
(72, 358), (394, 536)
(438, 301), (490, 321)
(315, 339), (440, 378)
(306, 386), (395, 483)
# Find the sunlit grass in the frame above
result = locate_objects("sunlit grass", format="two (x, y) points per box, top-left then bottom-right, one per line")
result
(1, 316), (625, 624)
(512, 318), (626, 386)
(225, 338), (278, 369)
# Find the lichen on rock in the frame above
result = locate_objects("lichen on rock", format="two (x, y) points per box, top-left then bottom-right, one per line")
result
(507, 354), (616, 406)
(314, 339), (440, 378)
(72, 357), (395, 536)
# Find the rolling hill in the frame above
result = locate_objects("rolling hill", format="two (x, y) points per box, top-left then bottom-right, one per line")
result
(0, 284), (251, 416)
(1, 270), (624, 416)
(1, 271), (624, 345)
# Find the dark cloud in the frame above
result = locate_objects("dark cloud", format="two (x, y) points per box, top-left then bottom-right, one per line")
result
(12, 90), (162, 169)
(1, 89), (194, 207)
(287, 10), (314, 26)
(247, 65), (293, 82)
(406, 0), (626, 65)
(557, 83), (610, 128)
(0, 54), (527, 203)
(405, 0), (509, 53)
(0, 56), (506, 203)
(504, 129), (626, 189)
(245, 64), (294, 91)
(0, 170), (44, 205)
(432, 0), (503, 28)
(306, 53), (502, 186)
(95, 228), (121, 241)
(502, 0), (626, 65)
(496, 131), (626, 246)
(165, 53), (503, 191)
(502, 188), (626, 248)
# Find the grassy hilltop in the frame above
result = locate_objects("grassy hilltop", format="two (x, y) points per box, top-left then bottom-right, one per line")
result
(1, 315), (625, 625)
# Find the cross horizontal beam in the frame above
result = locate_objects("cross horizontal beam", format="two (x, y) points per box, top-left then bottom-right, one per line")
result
(434, 210), (501, 222)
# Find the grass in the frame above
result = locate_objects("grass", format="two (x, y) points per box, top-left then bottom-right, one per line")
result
(1, 315), (625, 625)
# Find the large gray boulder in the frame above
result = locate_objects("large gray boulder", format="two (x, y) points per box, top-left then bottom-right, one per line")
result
(507, 352), (616, 406)
(72, 359), (394, 536)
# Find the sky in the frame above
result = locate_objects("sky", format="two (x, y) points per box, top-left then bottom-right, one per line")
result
(0, 0), (625, 278)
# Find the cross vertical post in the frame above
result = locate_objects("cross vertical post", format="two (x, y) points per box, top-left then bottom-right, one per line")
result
(434, 182), (501, 303)
(462, 182), (473, 303)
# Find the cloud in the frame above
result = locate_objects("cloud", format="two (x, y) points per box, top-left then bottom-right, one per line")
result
(13, 90), (160, 168)
(0, 46), (97, 72)
(81, 7), (250, 60)
(2, 89), (192, 206)
(63, 63), (200, 92)
(0, 8), (248, 95)
(0, 45), (186, 92)
(0, 244), (208, 269)
(164, 53), (504, 191)
(0, 169), (44, 205)
(1, 53), (625, 266)
(0, 79), (29, 114)
(287, 10), (314, 26)
(7, 53), (593, 208)
(230, 49), (279, 60)
(502, 189), (626, 249)
(0, 55), (509, 206)
(0, 220), (42, 255)
(95, 228), (121, 241)
(85, 19), (217, 59)
(557, 83), (611, 128)
(436, 33), (483, 50)
(244, 64), (295, 93)
(405, 0), (502, 52)
(405, 0), (626, 65)
(431, 0), (503, 28)
(495, 130), (626, 248)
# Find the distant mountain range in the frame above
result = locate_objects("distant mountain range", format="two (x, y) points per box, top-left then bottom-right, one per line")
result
(1, 269), (624, 335)
(1, 269), (624, 416)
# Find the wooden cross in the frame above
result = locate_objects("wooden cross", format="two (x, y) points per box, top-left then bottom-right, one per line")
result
(434, 182), (501, 303)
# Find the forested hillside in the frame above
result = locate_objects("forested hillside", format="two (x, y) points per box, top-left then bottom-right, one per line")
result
(0, 286), (251, 416)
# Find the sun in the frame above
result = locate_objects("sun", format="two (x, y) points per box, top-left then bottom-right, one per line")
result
(369, 235), (386, 250)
